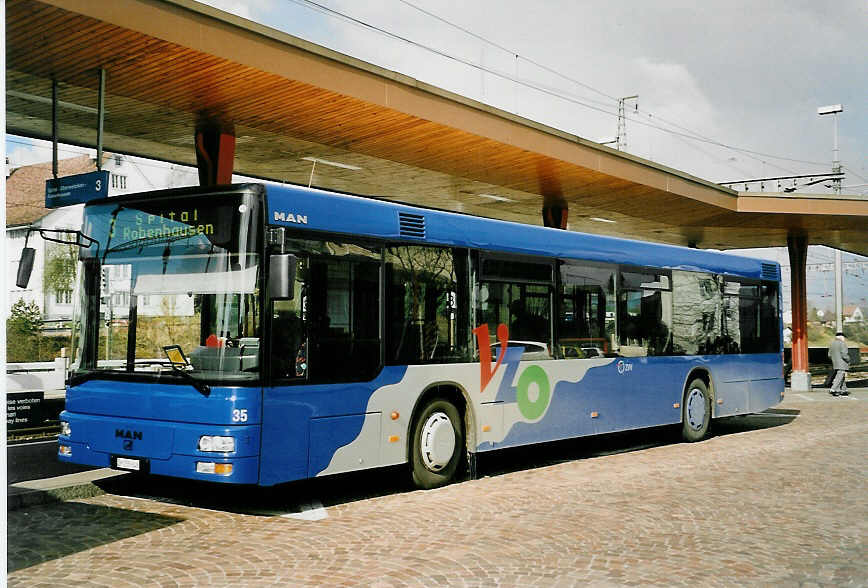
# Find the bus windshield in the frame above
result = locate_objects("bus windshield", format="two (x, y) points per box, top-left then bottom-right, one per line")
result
(69, 191), (262, 383)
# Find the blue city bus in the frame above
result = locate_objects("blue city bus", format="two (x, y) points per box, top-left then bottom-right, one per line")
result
(56, 183), (784, 488)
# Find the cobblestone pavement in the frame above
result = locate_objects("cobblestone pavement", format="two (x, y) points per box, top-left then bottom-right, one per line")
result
(7, 390), (867, 587)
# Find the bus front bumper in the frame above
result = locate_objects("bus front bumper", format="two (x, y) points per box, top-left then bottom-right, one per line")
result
(57, 411), (261, 485)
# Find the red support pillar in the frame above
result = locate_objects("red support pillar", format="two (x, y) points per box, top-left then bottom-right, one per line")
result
(538, 160), (568, 230)
(195, 117), (236, 186)
(787, 233), (811, 391)
(542, 204), (568, 229)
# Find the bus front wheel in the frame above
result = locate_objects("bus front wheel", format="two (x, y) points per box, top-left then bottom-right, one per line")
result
(410, 398), (464, 489)
(681, 378), (711, 442)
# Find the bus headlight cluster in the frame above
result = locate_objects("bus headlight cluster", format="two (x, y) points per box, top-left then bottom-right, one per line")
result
(198, 435), (235, 453)
(60, 421), (71, 436)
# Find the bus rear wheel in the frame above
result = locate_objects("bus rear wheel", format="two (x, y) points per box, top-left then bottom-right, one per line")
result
(681, 378), (711, 442)
(410, 398), (464, 489)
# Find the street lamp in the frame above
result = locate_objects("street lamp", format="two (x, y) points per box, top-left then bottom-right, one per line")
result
(818, 103), (844, 332)
(817, 104), (843, 195)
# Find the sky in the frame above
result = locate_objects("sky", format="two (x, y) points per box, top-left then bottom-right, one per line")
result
(5, 0), (867, 310)
(196, 0), (867, 193)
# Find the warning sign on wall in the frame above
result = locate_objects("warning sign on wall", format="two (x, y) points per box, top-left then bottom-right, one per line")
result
(7, 391), (44, 430)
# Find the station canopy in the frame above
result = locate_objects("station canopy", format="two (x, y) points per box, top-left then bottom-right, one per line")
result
(7, 0), (868, 255)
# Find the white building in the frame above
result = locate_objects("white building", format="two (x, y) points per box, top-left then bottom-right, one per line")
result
(844, 306), (864, 324)
(6, 153), (199, 329)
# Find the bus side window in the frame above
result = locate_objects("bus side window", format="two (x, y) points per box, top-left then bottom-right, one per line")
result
(476, 255), (554, 360)
(558, 262), (615, 358)
(385, 246), (470, 365)
(306, 255), (381, 382)
(271, 301), (305, 379)
(270, 239), (382, 384)
(618, 270), (672, 357)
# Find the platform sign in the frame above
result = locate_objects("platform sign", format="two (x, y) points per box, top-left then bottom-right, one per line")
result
(7, 391), (44, 430)
(45, 170), (109, 208)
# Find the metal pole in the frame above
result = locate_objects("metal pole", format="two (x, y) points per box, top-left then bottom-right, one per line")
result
(835, 249), (843, 333)
(51, 79), (58, 180)
(834, 113), (841, 194)
(97, 68), (105, 170)
(106, 281), (112, 361)
(616, 95), (638, 151)
(307, 158), (316, 188)
(817, 104), (843, 195)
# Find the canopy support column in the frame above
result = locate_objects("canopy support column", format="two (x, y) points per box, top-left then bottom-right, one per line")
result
(195, 116), (236, 186)
(542, 202), (568, 229)
(787, 233), (811, 392)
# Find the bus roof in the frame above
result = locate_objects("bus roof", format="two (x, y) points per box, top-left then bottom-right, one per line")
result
(264, 183), (779, 281)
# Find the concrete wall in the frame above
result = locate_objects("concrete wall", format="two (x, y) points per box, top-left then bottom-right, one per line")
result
(6, 358), (67, 393)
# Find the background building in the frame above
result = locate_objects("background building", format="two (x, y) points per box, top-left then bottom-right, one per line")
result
(6, 152), (199, 333)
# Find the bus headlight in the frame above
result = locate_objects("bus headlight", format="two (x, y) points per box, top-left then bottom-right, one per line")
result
(60, 421), (71, 436)
(198, 435), (235, 453)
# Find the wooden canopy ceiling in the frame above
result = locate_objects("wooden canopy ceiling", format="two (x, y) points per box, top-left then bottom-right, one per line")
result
(7, 0), (868, 255)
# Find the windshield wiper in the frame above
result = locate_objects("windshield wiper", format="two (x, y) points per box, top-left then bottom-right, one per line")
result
(165, 365), (211, 397)
(128, 359), (211, 397)
(68, 364), (210, 397)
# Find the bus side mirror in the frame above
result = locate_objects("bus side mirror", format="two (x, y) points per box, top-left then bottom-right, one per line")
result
(268, 254), (297, 300)
(16, 247), (36, 288)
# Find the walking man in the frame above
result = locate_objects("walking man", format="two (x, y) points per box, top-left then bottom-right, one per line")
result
(828, 331), (850, 396)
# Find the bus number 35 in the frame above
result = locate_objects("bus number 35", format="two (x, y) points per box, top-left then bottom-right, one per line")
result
(232, 409), (248, 423)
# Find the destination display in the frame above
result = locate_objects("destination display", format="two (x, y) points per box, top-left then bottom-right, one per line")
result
(82, 196), (240, 257)
(116, 208), (217, 242)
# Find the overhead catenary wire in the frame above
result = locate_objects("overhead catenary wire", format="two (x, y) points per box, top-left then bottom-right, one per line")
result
(842, 165), (868, 184)
(378, 1), (838, 171)
(393, 0), (801, 177)
(394, 0), (620, 104)
(402, 1), (844, 176)
(282, 0), (844, 179)
(394, 0), (842, 178)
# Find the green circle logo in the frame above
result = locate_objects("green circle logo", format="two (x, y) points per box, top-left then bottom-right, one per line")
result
(516, 365), (551, 420)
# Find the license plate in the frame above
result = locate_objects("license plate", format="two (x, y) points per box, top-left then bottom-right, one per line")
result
(115, 457), (140, 471)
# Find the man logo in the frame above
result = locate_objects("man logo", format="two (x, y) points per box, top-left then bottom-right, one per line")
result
(273, 211), (309, 224)
(116, 429), (141, 451)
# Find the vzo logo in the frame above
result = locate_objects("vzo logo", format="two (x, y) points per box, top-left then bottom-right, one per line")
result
(616, 360), (633, 375)
(473, 323), (551, 421)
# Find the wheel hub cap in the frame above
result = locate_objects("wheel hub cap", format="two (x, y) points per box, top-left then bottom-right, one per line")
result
(686, 387), (706, 430)
(420, 412), (456, 472)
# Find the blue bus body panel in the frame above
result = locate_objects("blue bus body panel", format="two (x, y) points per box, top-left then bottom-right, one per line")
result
(65, 379), (262, 425)
(59, 380), (263, 484)
(746, 353), (787, 412)
(258, 366), (407, 486)
(265, 183), (777, 280)
(477, 354), (784, 451)
(58, 411), (261, 483)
